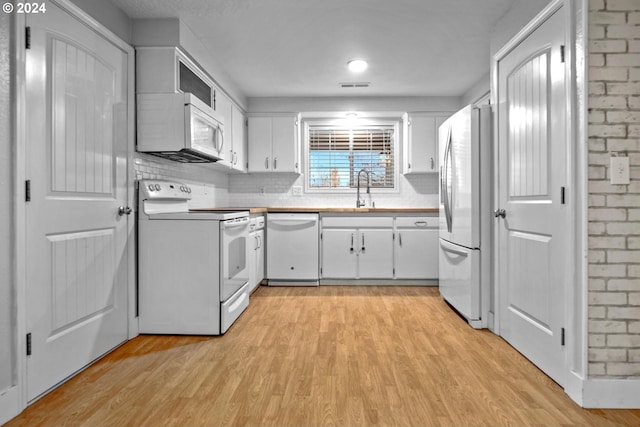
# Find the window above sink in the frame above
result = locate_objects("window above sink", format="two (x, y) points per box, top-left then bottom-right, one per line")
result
(303, 117), (400, 194)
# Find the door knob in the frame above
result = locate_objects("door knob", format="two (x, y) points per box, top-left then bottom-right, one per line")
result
(118, 206), (132, 216)
(494, 209), (506, 219)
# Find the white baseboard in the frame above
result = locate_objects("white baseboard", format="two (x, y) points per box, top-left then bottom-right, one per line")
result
(565, 374), (640, 408)
(487, 311), (495, 332)
(319, 279), (438, 286)
(564, 371), (585, 407)
(0, 386), (22, 425)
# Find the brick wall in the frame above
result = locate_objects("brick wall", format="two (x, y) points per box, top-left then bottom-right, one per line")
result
(588, 0), (640, 377)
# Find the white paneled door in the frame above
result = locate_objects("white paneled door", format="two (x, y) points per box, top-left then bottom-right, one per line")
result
(496, 6), (568, 386)
(25, 2), (130, 400)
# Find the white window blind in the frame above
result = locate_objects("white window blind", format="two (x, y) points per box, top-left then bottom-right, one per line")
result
(308, 126), (395, 189)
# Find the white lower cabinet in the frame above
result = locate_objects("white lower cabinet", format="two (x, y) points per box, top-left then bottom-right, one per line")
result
(321, 229), (358, 278)
(248, 215), (265, 292)
(255, 228), (265, 285)
(358, 229), (394, 278)
(395, 217), (438, 279)
(321, 217), (394, 279)
(321, 214), (438, 281)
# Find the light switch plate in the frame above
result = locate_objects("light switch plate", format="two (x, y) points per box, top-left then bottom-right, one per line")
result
(610, 156), (630, 185)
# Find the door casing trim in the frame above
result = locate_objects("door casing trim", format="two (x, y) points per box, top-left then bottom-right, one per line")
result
(491, 0), (583, 403)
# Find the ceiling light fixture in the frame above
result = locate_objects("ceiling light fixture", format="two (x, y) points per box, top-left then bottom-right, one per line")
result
(347, 59), (368, 73)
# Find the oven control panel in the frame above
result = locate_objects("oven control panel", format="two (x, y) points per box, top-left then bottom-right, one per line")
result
(139, 180), (192, 201)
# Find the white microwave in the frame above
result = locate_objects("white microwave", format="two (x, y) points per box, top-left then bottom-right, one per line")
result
(137, 93), (225, 163)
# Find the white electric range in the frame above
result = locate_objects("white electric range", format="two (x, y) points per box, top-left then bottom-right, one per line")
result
(137, 180), (250, 335)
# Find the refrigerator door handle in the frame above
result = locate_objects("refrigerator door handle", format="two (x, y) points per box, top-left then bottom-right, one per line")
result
(440, 239), (469, 257)
(442, 126), (453, 233)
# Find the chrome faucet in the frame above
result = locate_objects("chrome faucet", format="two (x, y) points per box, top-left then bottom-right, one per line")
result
(356, 169), (370, 208)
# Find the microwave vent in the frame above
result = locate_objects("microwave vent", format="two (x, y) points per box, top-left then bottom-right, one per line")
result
(146, 149), (219, 163)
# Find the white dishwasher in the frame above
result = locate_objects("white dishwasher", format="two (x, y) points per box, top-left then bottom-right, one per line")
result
(266, 213), (319, 286)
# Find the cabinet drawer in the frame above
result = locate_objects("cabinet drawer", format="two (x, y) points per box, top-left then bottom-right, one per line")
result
(395, 216), (437, 228)
(322, 216), (393, 228)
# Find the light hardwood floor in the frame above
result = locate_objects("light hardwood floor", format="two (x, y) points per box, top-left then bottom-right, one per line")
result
(7, 286), (640, 426)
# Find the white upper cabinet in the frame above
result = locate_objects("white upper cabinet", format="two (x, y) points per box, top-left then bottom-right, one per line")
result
(248, 114), (300, 173)
(230, 104), (247, 172)
(214, 91), (233, 165)
(403, 113), (449, 174)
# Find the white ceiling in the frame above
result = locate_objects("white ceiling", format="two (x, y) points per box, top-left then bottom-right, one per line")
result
(109, 0), (516, 98)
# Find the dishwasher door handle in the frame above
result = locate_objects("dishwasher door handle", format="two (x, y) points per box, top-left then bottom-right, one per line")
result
(268, 219), (317, 227)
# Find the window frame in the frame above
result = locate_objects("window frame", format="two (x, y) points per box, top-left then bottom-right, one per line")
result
(303, 118), (401, 194)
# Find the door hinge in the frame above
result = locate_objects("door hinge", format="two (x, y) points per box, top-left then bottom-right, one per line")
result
(560, 45), (565, 63)
(25, 26), (31, 49)
(25, 180), (31, 202)
(561, 328), (565, 346)
(561, 186), (566, 204)
(26, 333), (32, 356)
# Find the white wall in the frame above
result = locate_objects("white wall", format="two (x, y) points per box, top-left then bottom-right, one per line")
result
(461, 72), (491, 107)
(70, 0), (133, 43)
(248, 96), (461, 114)
(490, 0), (554, 57)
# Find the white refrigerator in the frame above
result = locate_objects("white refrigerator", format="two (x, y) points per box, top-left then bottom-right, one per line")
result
(438, 105), (491, 328)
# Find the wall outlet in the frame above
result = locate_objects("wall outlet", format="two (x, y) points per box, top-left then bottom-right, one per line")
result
(292, 186), (303, 196)
(610, 156), (630, 185)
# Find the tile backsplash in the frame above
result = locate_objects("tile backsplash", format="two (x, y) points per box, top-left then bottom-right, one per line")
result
(134, 153), (439, 208)
(134, 153), (230, 207)
(228, 172), (439, 208)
